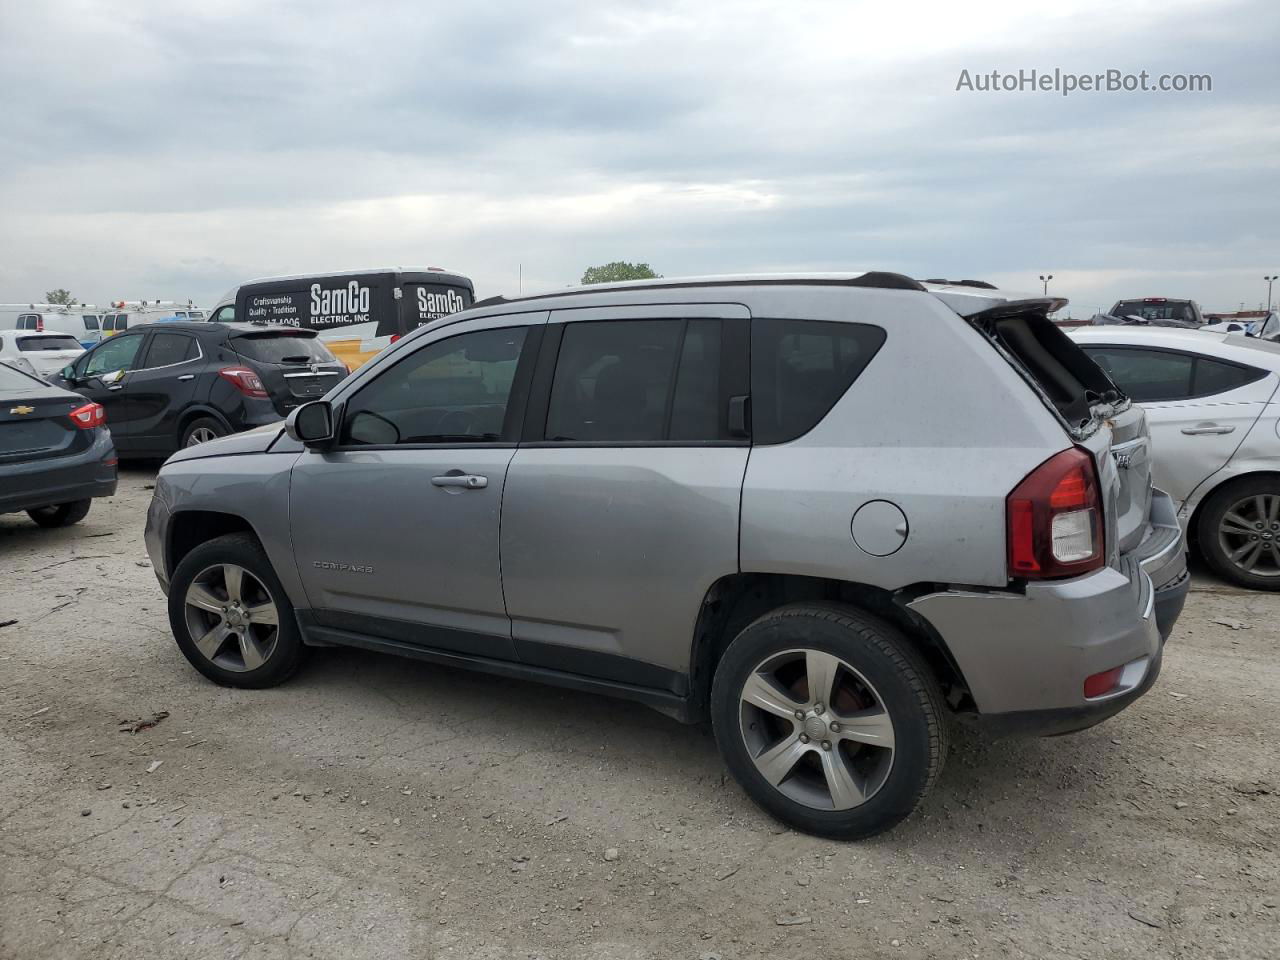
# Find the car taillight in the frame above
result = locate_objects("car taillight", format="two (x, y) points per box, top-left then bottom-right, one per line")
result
(68, 402), (105, 429)
(36, 317), (44, 331)
(1007, 447), (1104, 580)
(218, 366), (269, 398)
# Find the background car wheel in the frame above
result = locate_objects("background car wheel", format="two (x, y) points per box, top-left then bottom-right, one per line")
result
(180, 417), (227, 448)
(26, 499), (92, 528)
(1197, 476), (1280, 590)
(711, 603), (948, 840)
(167, 532), (305, 688)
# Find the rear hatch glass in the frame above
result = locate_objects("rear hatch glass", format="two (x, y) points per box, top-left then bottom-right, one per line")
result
(19, 335), (82, 352)
(229, 331), (347, 408)
(968, 306), (1153, 556)
(1111, 300), (1195, 324)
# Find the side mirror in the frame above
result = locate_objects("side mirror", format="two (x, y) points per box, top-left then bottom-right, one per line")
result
(60, 365), (76, 381)
(286, 400), (335, 447)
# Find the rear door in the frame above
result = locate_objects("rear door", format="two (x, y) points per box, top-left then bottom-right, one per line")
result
(65, 332), (149, 448)
(500, 304), (750, 689)
(1080, 343), (1275, 508)
(124, 331), (203, 450)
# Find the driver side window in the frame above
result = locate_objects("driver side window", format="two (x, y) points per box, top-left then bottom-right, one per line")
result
(85, 334), (145, 377)
(340, 326), (528, 446)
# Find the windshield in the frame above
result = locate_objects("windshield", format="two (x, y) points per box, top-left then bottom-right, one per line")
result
(230, 333), (337, 363)
(1111, 300), (1195, 323)
(19, 335), (83, 352)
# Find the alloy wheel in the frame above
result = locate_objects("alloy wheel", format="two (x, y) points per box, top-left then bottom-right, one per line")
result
(182, 563), (280, 672)
(186, 426), (219, 446)
(1217, 493), (1280, 578)
(738, 648), (895, 810)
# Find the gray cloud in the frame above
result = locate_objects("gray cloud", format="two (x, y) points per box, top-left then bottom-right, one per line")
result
(0, 0), (1276, 314)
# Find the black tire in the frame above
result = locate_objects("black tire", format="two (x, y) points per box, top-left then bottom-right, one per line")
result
(1196, 475), (1280, 590)
(711, 602), (948, 840)
(180, 416), (227, 448)
(27, 499), (92, 528)
(167, 532), (305, 688)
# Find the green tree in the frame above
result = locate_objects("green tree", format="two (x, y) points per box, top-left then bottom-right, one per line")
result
(44, 288), (75, 305)
(580, 262), (662, 285)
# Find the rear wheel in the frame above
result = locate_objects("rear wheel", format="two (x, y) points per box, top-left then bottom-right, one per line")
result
(168, 533), (304, 688)
(1198, 476), (1280, 590)
(180, 417), (227, 448)
(27, 499), (92, 528)
(711, 603), (948, 840)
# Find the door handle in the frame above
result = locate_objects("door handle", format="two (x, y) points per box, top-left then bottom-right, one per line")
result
(431, 474), (488, 489)
(108, 385), (123, 391)
(177, 374), (195, 381)
(1181, 423), (1235, 435)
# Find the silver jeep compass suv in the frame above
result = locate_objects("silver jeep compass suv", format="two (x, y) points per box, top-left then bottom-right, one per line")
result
(145, 273), (1189, 839)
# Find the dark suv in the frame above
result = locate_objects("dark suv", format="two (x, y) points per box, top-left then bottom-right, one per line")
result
(53, 322), (348, 455)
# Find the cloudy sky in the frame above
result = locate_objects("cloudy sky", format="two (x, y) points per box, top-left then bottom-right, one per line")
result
(1, 0), (1276, 315)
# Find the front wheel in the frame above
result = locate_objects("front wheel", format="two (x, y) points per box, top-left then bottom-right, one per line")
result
(27, 499), (92, 528)
(711, 603), (948, 840)
(167, 533), (305, 688)
(1197, 477), (1280, 590)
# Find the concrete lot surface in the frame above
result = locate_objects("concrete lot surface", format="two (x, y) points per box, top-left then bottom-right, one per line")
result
(2, 466), (1277, 959)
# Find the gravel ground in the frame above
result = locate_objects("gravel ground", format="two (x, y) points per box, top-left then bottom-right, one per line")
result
(2, 464), (1277, 960)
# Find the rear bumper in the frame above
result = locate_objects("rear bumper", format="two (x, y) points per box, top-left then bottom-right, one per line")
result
(906, 488), (1186, 737)
(0, 430), (117, 514)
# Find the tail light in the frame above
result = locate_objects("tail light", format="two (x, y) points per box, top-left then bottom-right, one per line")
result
(1007, 447), (1104, 579)
(218, 366), (268, 398)
(36, 316), (45, 332)
(68, 402), (105, 429)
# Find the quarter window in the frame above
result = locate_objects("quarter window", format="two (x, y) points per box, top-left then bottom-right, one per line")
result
(751, 318), (886, 444)
(544, 319), (725, 443)
(340, 326), (527, 446)
(211, 305), (235, 323)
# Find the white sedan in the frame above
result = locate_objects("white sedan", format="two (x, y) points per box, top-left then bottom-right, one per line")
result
(0, 329), (86, 380)
(1070, 326), (1280, 589)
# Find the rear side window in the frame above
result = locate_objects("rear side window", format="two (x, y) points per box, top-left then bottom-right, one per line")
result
(230, 334), (336, 364)
(83, 315), (99, 330)
(141, 333), (197, 368)
(18, 335), (81, 352)
(211, 305), (235, 323)
(751, 318), (886, 444)
(545, 319), (725, 443)
(1082, 346), (1266, 402)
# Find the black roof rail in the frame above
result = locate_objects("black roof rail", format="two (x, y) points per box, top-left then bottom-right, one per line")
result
(470, 271), (926, 310)
(922, 278), (999, 290)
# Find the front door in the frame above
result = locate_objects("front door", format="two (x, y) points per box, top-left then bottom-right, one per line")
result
(501, 305), (751, 691)
(289, 313), (546, 658)
(63, 331), (150, 449)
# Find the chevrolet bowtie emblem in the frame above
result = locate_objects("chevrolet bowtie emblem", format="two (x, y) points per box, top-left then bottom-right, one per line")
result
(9, 405), (35, 415)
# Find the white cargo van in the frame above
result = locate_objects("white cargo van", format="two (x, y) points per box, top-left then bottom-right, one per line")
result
(0, 304), (105, 348)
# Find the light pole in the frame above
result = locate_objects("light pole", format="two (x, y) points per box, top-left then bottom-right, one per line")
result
(1266, 275), (1278, 313)
(1039, 274), (1054, 296)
